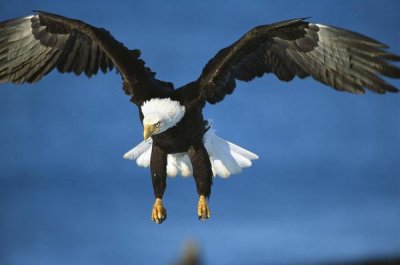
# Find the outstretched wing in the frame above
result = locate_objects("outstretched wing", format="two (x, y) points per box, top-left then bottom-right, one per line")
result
(197, 18), (400, 104)
(0, 11), (153, 98)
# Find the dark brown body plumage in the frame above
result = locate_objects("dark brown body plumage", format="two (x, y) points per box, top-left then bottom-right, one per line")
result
(146, 94), (213, 199)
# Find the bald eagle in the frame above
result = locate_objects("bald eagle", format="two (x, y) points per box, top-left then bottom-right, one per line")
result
(1, 11), (399, 224)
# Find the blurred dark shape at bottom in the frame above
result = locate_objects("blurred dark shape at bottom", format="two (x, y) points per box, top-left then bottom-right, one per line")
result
(323, 256), (400, 265)
(174, 240), (202, 265)
(172, 241), (400, 265)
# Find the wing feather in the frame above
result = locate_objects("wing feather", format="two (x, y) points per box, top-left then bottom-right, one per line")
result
(0, 11), (157, 101)
(197, 19), (400, 104)
(87, 40), (99, 76)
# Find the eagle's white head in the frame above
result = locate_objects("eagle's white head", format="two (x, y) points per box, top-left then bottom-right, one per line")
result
(141, 98), (186, 140)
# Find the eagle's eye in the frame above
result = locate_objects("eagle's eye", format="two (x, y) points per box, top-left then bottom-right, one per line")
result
(155, 122), (161, 127)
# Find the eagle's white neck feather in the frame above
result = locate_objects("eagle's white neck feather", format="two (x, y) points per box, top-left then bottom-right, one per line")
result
(141, 98), (186, 133)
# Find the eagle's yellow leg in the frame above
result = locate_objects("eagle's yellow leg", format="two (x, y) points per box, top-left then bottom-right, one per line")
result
(197, 195), (211, 221)
(151, 198), (167, 224)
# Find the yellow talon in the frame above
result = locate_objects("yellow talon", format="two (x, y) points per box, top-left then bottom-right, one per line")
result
(197, 195), (211, 221)
(151, 198), (167, 224)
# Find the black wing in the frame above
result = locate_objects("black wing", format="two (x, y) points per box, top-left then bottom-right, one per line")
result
(0, 11), (153, 98)
(197, 18), (400, 104)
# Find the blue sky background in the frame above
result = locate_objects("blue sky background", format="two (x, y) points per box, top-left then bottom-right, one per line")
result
(0, 1), (399, 264)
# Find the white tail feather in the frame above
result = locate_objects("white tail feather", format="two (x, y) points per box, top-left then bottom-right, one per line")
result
(123, 123), (258, 178)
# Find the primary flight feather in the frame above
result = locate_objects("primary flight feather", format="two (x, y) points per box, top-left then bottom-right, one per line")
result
(1, 11), (399, 223)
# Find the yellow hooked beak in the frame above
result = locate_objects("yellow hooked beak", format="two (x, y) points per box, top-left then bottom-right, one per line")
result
(143, 124), (160, 140)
